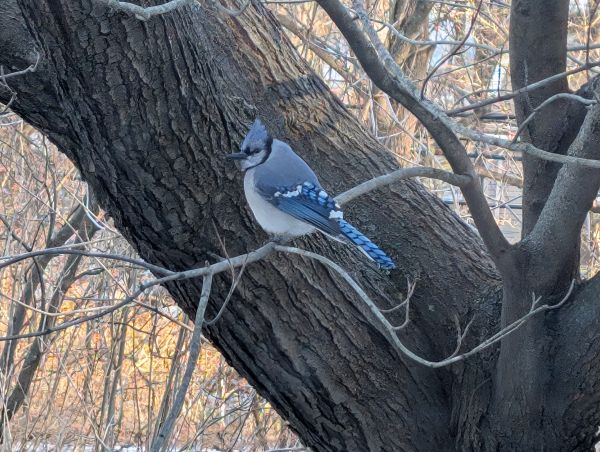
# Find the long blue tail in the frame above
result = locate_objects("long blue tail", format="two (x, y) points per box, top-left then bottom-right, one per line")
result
(337, 219), (396, 270)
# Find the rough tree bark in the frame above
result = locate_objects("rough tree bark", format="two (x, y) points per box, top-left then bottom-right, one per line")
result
(0, 0), (599, 451)
(510, 0), (575, 237)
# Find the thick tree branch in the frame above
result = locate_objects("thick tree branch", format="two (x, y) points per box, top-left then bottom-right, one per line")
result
(0, 1), (499, 448)
(0, 230), (557, 374)
(509, 0), (573, 236)
(0, 161), (478, 347)
(316, 0), (510, 265)
(526, 82), (600, 290)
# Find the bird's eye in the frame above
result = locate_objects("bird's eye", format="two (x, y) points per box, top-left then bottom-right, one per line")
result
(249, 148), (261, 155)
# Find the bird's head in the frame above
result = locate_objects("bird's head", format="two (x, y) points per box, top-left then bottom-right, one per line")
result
(225, 119), (273, 171)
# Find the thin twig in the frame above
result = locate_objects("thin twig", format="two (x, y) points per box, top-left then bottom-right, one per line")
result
(0, 243), (276, 341)
(274, 245), (576, 368)
(151, 273), (213, 451)
(204, 258), (249, 326)
(0, 52), (40, 82)
(0, 53), (40, 114)
(420, 0), (484, 99)
(452, 121), (600, 169)
(368, 16), (500, 53)
(586, 1), (600, 80)
(512, 93), (596, 144)
(379, 279), (416, 314)
(0, 246), (176, 276)
(446, 61), (600, 116)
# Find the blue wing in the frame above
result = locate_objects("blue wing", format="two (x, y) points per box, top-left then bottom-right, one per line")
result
(261, 182), (343, 237)
(257, 180), (397, 269)
(249, 140), (343, 236)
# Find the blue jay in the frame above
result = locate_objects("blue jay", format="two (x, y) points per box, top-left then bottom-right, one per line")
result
(226, 119), (396, 270)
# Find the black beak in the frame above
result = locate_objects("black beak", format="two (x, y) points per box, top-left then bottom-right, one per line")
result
(225, 152), (247, 160)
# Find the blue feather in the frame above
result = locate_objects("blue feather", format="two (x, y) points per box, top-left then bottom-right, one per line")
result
(338, 220), (396, 270)
(272, 182), (396, 270)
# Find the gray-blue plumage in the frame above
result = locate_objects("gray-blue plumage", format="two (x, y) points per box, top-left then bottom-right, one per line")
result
(226, 119), (396, 270)
(254, 140), (320, 199)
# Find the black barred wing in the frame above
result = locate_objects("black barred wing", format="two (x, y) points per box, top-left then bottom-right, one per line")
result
(260, 181), (396, 269)
(267, 182), (344, 237)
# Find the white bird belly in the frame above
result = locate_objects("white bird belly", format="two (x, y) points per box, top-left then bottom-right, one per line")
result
(244, 170), (315, 237)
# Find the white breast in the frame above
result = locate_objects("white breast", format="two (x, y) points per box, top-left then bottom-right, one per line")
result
(244, 169), (315, 237)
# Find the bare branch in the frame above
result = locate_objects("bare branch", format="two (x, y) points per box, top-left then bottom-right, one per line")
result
(0, 220), (575, 371)
(390, 294), (411, 331)
(316, 0), (510, 262)
(100, 0), (250, 20)
(213, 0), (251, 17)
(420, 0), (484, 99)
(379, 278), (415, 314)
(277, 13), (360, 86)
(100, 0), (195, 20)
(452, 121), (600, 169)
(446, 61), (600, 116)
(151, 273), (213, 451)
(336, 167), (471, 206)
(0, 52), (40, 114)
(0, 163), (474, 289)
(275, 244), (576, 369)
(0, 52), (40, 81)
(371, 16), (500, 53)
(0, 246), (177, 276)
(348, 17), (600, 58)
(512, 93), (596, 143)
(523, 83), (600, 284)
(204, 259), (248, 326)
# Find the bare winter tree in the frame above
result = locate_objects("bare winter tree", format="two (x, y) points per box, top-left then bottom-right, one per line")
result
(1, 0), (600, 450)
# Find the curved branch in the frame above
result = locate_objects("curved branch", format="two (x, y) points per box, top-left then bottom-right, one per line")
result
(99, 0), (195, 20)
(316, 0), (510, 263)
(446, 62), (600, 116)
(276, 244), (575, 369)
(336, 166), (470, 205)
(0, 246), (176, 276)
(0, 52), (40, 81)
(512, 93), (596, 144)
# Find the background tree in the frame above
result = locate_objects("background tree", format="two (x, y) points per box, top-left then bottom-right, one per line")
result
(0, 0), (599, 450)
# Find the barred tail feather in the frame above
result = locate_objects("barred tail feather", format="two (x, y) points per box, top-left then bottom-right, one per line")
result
(337, 219), (396, 270)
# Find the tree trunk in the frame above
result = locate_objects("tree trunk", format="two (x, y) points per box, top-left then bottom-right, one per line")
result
(1, 1), (600, 450)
